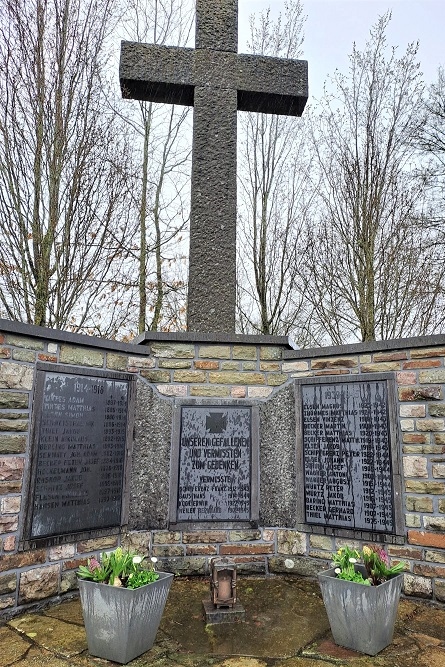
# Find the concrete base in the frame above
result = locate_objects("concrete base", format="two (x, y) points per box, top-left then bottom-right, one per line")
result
(202, 599), (246, 624)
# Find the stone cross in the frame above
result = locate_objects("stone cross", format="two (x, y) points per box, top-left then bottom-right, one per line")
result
(120, 0), (308, 333)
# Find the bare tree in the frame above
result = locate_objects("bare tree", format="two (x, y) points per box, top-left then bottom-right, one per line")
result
(303, 13), (444, 343)
(416, 66), (445, 239)
(119, 0), (193, 334)
(237, 1), (313, 342)
(419, 66), (445, 167)
(0, 0), (134, 334)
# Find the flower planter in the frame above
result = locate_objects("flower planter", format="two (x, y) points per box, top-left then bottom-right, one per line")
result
(318, 565), (403, 656)
(78, 571), (174, 664)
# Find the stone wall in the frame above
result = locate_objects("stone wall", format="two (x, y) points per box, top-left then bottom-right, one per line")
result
(1, 319), (445, 615)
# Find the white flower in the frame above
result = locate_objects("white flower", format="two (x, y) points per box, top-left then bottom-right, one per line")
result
(349, 558), (357, 564)
(335, 568), (341, 574)
(284, 558), (295, 569)
(132, 556), (143, 565)
(150, 557), (158, 563)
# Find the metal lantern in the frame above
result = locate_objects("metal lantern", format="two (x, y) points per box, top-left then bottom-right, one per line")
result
(210, 557), (237, 608)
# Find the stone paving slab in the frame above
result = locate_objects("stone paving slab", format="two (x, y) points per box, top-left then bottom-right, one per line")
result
(403, 606), (445, 641)
(0, 626), (31, 666)
(43, 599), (84, 626)
(2, 576), (445, 667)
(9, 613), (86, 658)
(12, 647), (72, 667)
(159, 577), (329, 658)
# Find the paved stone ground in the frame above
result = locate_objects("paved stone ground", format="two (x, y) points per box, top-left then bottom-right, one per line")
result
(2, 576), (445, 667)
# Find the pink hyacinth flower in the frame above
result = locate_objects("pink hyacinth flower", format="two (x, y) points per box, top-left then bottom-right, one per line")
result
(378, 549), (389, 566)
(89, 557), (101, 572)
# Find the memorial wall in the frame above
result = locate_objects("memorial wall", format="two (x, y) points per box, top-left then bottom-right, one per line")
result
(1, 319), (445, 614)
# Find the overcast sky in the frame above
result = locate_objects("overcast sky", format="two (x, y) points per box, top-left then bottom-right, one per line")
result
(238, 0), (444, 101)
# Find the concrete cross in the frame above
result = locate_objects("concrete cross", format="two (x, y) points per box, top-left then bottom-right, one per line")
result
(120, 0), (308, 334)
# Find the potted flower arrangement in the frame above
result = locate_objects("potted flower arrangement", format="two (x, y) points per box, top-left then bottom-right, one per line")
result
(77, 547), (173, 664)
(318, 545), (405, 656)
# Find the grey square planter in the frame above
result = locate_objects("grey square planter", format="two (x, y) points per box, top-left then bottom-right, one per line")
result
(78, 571), (174, 664)
(318, 565), (403, 656)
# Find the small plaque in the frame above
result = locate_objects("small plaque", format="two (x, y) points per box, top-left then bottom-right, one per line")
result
(300, 378), (395, 533)
(26, 367), (133, 542)
(176, 406), (252, 521)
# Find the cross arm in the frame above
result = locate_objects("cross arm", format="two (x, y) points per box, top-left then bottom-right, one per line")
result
(236, 54), (308, 116)
(119, 42), (195, 106)
(120, 43), (241, 105)
(120, 41), (308, 116)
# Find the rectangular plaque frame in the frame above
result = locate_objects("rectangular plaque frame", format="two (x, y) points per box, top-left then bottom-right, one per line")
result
(20, 363), (136, 549)
(169, 400), (259, 529)
(295, 373), (404, 541)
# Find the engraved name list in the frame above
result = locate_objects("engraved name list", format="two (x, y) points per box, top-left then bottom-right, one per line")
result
(302, 380), (395, 533)
(28, 370), (131, 541)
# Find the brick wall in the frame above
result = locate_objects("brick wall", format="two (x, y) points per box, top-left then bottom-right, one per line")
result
(1, 320), (445, 615)
(130, 340), (284, 398)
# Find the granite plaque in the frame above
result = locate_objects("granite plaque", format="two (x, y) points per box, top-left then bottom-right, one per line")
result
(26, 366), (133, 542)
(176, 406), (252, 521)
(300, 378), (395, 533)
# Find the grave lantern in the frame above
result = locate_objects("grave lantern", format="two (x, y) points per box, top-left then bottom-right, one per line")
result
(210, 557), (237, 608)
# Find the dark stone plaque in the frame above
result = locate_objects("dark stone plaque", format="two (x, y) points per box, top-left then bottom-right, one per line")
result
(176, 406), (252, 521)
(301, 379), (395, 533)
(28, 369), (132, 540)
